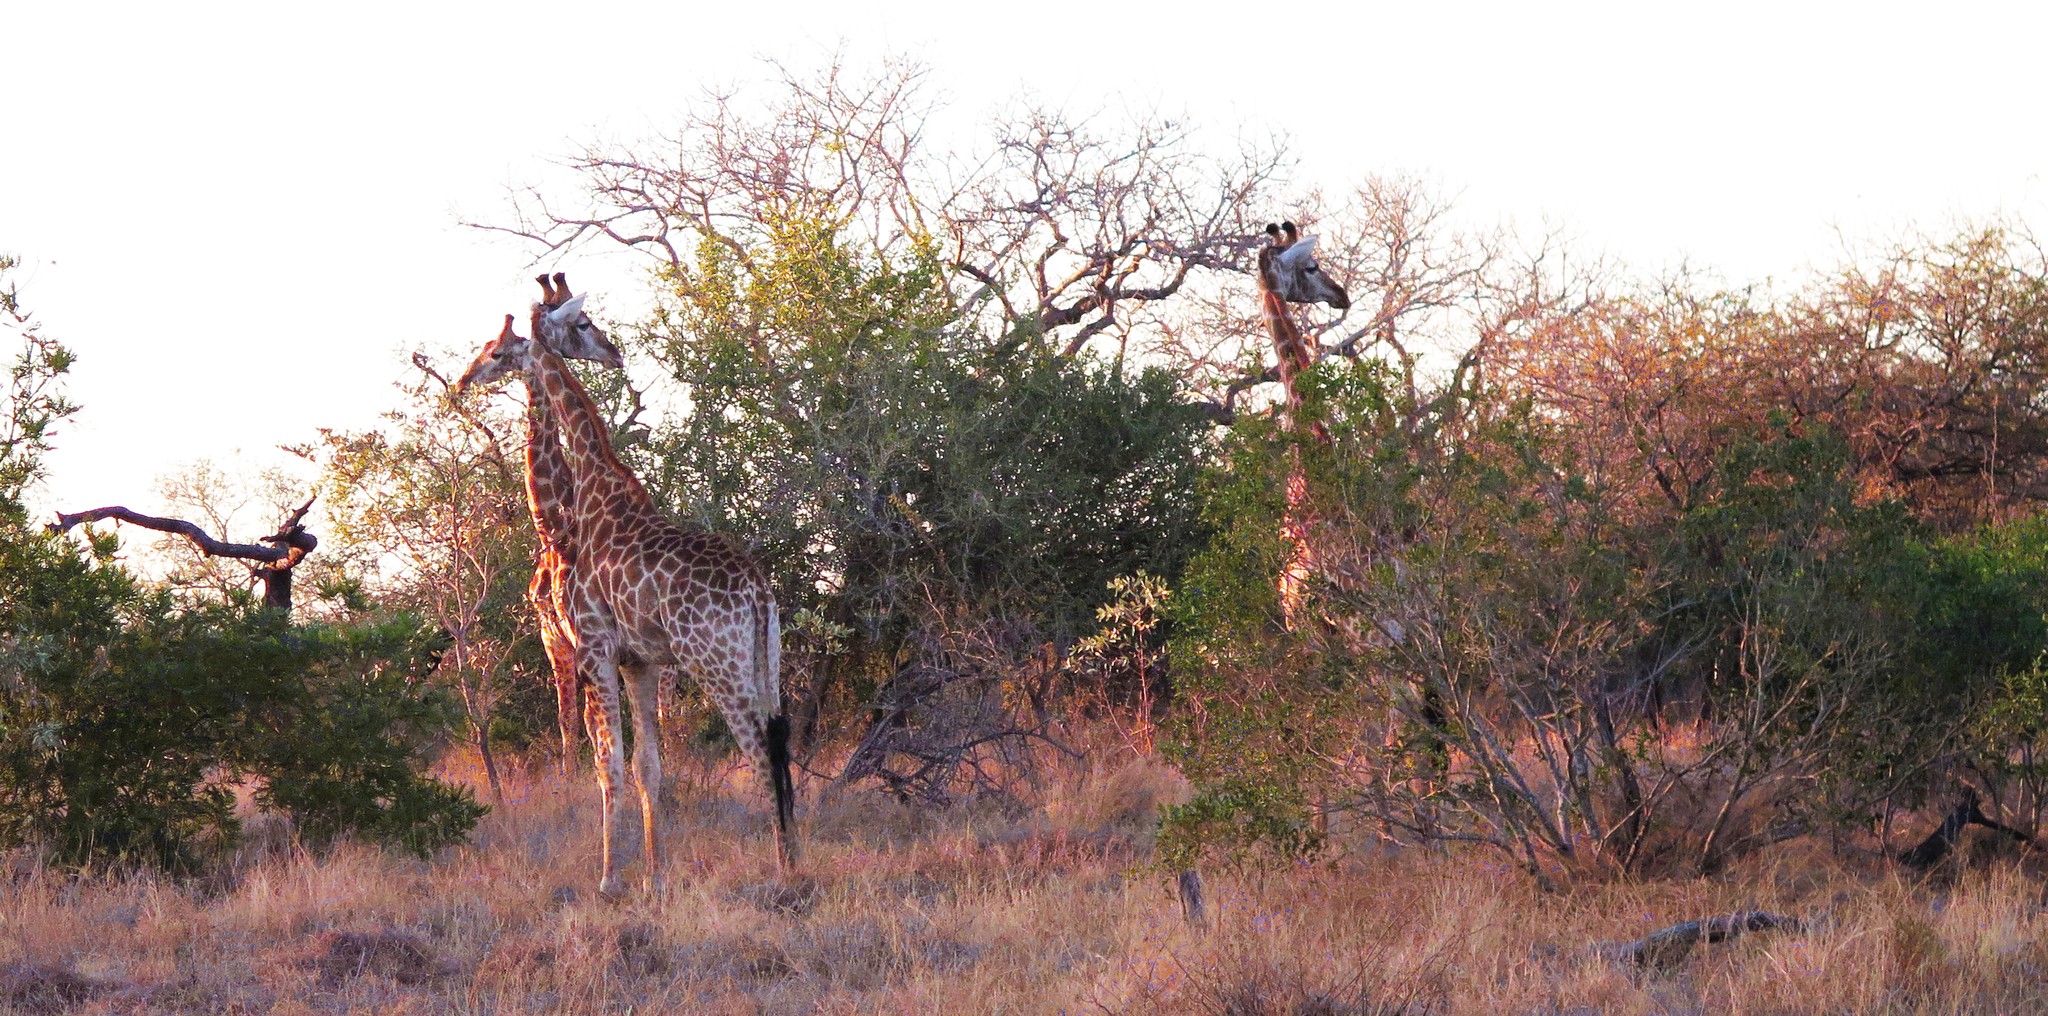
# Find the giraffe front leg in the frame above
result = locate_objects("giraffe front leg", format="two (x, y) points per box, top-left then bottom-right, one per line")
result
(578, 638), (629, 900)
(655, 665), (677, 735)
(553, 666), (582, 777)
(619, 658), (666, 894)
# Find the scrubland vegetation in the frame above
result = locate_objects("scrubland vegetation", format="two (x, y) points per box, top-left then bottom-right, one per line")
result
(4, 752), (2048, 1014)
(10, 58), (2048, 1013)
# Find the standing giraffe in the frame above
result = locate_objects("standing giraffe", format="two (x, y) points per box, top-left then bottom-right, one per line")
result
(526, 371), (596, 778)
(515, 294), (682, 776)
(463, 275), (795, 893)
(1255, 221), (1351, 627)
(461, 312), (622, 774)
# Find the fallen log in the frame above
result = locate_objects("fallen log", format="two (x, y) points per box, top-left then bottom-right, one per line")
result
(1594, 911), (1803, 968)
(1898, 790), (2035, 870)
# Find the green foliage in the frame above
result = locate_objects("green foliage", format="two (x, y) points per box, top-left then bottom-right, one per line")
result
(0, 559), (484, 869)
(637, 206), (1214, 719)
(1163, 351), (2048, 874)
(1161, 360), (1412, 867)
(313, 372), (547, 766)
(0, 283), (482, 870)
(0, 254), (79, 524)
(243, 616), (486, 858)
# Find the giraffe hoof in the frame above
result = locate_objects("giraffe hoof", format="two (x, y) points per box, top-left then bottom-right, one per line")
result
(597, 876), (627, 901)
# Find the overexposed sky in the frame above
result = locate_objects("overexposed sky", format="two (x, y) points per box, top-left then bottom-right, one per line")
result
(6, 1), (2046, 533)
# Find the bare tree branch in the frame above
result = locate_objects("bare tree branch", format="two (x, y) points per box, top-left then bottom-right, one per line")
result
(49, 496), (318, 611)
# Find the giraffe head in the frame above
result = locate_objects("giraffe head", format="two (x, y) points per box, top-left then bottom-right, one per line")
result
(455, 314), (537, 390)
(454, 274), (624, 391)
(529, 272), (612, 358)
(1256, 221), (1350, 310)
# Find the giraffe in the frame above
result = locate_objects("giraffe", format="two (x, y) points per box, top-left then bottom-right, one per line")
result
(459, 313), (622, 776)
(1255, 221), (1351, 627)
(463, 274), (796, 894)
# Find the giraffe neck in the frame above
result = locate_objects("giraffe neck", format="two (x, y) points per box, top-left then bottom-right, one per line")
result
(522, 381), (577, 554)
(526, 341), (656, 521)
(1264, 290), (1314, 418)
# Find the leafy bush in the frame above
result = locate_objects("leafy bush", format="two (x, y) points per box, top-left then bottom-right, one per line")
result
(1162, 355), (2048, 878)
(0, 302), (482, 870)
(0, 534), (484, 869)
(634, 210), (1215, 779)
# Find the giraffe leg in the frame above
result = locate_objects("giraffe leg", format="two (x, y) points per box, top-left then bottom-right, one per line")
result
(547, 635), (581, 776)
(655, 665), (677, 735)
(578, 637), (629, 900)
(618, 658), (666, 894)
(534, 568), (583, 777)
(703, 645), (796, 870)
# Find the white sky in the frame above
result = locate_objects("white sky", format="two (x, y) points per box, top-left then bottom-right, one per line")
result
(6, 0), (2046, 537)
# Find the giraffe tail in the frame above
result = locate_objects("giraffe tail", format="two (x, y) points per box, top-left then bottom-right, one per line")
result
(758, 596), (798, 870)
(766, 713), (796, 870)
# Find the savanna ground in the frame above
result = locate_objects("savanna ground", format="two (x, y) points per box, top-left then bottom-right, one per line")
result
(4, 742), (2048, 1016)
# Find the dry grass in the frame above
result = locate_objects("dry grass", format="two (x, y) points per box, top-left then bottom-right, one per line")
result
(4, 750), (2048, 1014)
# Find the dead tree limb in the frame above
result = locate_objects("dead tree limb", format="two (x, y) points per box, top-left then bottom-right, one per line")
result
(48, 496), (318, 611)
(1899, 789), (2036, 870)
(1594, 911), (1803, 968)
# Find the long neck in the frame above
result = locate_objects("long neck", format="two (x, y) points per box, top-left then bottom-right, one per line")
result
(522, 380), (576, 552)
(526, 343), (655, 518)
(1264, 290), (1313, 409)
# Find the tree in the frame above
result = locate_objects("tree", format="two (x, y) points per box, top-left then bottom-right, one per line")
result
(311, 358), (537, 801)
(1491, 226), (2048, 531)
(632, 205), (1213, 793)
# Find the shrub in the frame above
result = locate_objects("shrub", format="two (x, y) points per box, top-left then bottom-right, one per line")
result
(0, 303), (482, 870)
(1163, 355), (2048, 878)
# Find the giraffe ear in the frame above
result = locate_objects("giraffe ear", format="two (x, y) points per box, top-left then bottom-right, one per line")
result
(1278, 235), (1319, 268)
(546, 294), (588, 325)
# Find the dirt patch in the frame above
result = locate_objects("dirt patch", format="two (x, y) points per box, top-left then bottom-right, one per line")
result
(734, 876), (823, 916)
(308, 929), (451, 986)
(612, 922), (674, 979)
(0, 963), (116, 1015)
(673, 936), (797, 986)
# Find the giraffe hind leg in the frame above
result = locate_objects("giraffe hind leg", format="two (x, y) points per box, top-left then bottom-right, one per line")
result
(578, 636), (629, 900)
(700, 656), (796, 869)
(617, 655), (666, 894)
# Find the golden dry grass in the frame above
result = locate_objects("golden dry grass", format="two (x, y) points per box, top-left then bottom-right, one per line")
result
(3, 749), (2047, 1015)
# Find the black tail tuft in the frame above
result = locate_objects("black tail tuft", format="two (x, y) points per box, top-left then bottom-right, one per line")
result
(765, 713), (797, 870)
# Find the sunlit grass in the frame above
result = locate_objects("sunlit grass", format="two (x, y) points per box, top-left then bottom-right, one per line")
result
(1, 746), (2045, 1014)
